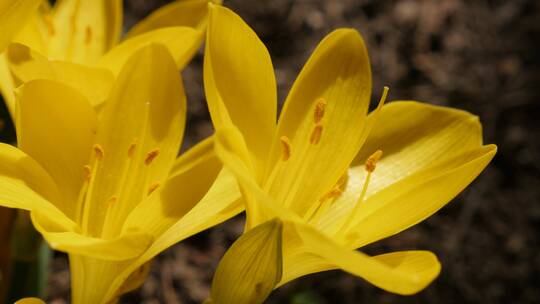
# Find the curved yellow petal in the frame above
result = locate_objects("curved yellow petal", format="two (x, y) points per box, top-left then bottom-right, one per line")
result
(111, 167), (242, 301)
(122, 139), (233, 236)
(99, 26), (202, 76)
(31, 212), (152, 261)
(126, 0), (211, 38)
(346, 144), (496, 248)
(170, 135), (214, 175)
(0, 0), (41, 51)
(0, 143), (75, 230)
(14, 298), (45, 304)
(89, 44), (185, 237)
(205, 5), (277, 177)
(281, 222), (441, 295)
(0, 54), (17, 118)
(69, 256), (122, 304)
(209, 219), (283, 304)
(214, 127), (301, 229)
(12, 2), (53, 54)
(48, 0), (122, 64)
(264, 29), (372, 217)
(16, 79), (97, 219)
(316, 102), (494, 239)
(6, 43), (114, 107)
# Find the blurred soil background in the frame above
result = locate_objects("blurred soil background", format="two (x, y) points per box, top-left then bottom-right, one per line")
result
(1, 0), (539, 303)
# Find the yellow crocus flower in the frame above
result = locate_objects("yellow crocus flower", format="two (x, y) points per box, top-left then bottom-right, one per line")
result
(204, 5), (497, 303)
(0, 0), (219, 118)
(0, 44), (241, 303)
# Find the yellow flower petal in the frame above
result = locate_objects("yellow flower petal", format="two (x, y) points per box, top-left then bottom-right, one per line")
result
(214, 127), (301, 228)
(0, 0), (41, 51)
(11, 4), (50, 54)
(0, 143), (75, 230)
(264, 29), (372, 217)
(205, 5), (277, 177)
(0, 54), (17, 118)
(209, 219), (283, 304)
(126, 0), (211, 38)
(48, 0), (122, 64)
(316, 102), (495, 240)
(282, 222), (441, 295)
(89, 44), (185, 237)
(122, 137), (237, 238)
(170, 135), (214, 175)
(346, 144), (496, 248)
(111, 167), (243, 301)
(69, 256), (122, 303)
(99, 27), (202, 76)
(16, 79), (97, 220)
(31, 212), (152, 261)
(113, 137), (241, 299)
(14, 298), (45, 304)
(6, 43), (114, 107)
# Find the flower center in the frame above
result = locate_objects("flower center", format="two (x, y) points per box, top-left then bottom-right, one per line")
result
(76, 139), (162, 236)
(264, 97), (328, 209)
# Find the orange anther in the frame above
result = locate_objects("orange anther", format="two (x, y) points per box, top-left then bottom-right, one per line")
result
(365, 150), (383, 173)
(280, 136), (291, 161)
(145, 148), (160, 165)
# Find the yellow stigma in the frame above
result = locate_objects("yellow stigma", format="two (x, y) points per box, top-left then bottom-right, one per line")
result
(310, 124), (323, 145)
(44, 14), (55, 36)
(93, 144), (105, 160)
(127, 139), (138, 158)
(145, 148), (160, 165)
(313, 98), (327, 123)
(365, 150), (383, 173)
(280, 136), (291, 161)
(85, 26), (92, 45)
(380, 86), (389, 105)
(147, 182), (160, 195)
(83, 165), (92, 180)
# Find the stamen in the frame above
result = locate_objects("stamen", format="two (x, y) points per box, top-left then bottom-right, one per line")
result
(83, 165), (92, 180)
(337, 173), (348, 189)
(93, 144), (105, 160)
(323, 186), (342, 201)
(145, 148), (160, 165)
(365, 150), (383, 172)
(309, 124), (323, 145)
(313, 98), (327, 123)
(337, 149), (383, 234)
(279, 136), (291, 161)
(147, 182), (160, 195)
(85, 26), (92, 45)
(127, 139), (138, 158)
(44, 14), (55, 36)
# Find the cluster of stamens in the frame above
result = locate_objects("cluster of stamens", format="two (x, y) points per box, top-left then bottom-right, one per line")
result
(77, 140), (162, 233)
(279, 97), (328, 162)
